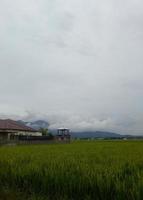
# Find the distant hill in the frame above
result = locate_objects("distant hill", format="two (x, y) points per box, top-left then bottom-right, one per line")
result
(17, 120), (49, 130)
(17, 120), (141, 139)
(71, 131), (122, 139)
(49, 129), (123, 138)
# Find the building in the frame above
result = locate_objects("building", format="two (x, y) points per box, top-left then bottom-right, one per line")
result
(0, 119), (41, 140)
(56, 128), (71, 141)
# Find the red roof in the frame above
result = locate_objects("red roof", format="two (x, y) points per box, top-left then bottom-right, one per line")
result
(0, 119), (36, 132)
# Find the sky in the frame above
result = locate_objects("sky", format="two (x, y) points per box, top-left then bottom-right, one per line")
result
(0, 0), (143, 134)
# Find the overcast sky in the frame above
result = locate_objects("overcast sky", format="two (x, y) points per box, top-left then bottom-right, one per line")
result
(0, 0), (143, 134)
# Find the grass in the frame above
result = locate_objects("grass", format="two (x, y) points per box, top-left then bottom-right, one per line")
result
(0, 140), (143, 200)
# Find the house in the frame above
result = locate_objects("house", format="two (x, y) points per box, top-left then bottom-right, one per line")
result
(0, 119), (41, 141)
(56, 128), (71, 141)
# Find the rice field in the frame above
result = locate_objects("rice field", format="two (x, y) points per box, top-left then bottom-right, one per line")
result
(0, 140), (143, 200)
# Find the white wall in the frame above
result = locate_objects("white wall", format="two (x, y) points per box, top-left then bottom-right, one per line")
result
(13, 131), (42, 136)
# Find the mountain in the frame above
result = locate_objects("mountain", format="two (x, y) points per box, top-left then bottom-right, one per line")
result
(17, 120), (132, 139)
(17, 120), (49, 130)
(49, 129), (123, 138)
(71, 131), (122, 139)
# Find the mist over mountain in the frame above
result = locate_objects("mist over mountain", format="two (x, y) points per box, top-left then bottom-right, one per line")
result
(18, 119), (128, 138)
(17, 119), (143, 139)
(17, 120), (49, 130)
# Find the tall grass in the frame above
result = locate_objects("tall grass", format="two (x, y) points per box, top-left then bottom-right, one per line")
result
(0, 141), (143, 200)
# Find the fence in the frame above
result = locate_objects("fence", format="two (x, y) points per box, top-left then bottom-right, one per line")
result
(0, 140), (70, 146)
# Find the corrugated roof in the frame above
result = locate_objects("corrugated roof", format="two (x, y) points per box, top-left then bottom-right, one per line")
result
(0, 119), (36, 132)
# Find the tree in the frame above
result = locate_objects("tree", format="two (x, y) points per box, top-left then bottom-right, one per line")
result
(39, 128), (49, 136)
(39, 128), (54, 139)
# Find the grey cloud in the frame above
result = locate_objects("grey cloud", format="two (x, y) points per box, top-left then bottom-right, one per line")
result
(0, 0), (143, 134)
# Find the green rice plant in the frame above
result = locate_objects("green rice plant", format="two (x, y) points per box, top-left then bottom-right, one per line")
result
(0, 141), (143, 199)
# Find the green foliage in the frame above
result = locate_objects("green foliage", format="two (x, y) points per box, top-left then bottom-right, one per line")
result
(48, 132), (54, 139)
(0, 141), (143, 200)
(39, 128), (49, 136)
(39, 128), (54, 139)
